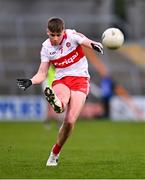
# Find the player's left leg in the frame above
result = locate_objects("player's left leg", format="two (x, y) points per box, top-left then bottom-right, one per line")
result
(46, 91), (87, 166)
(56, 91), (87, 146)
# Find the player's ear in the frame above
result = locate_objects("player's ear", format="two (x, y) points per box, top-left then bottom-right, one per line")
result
(62, 29), (65, 33)
(46, 28), (49, 36)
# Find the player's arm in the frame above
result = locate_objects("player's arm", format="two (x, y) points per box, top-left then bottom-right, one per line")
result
(81, 37), (104, 55)
(17, 62), (49, 91)
(82, 46), (108, 77)
(31, 62), (49, 84)
(73, 31), (104, 54)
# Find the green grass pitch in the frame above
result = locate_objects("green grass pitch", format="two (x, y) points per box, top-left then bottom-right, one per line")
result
(0, 120), (145, 179)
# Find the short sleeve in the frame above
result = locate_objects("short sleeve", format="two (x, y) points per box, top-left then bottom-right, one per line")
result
(40, 46), (50, 62)
(71, 29), (87, 44)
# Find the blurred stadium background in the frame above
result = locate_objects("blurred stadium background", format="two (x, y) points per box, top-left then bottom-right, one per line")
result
(0, 0), (145, 121)
(0, 0), (145, 179)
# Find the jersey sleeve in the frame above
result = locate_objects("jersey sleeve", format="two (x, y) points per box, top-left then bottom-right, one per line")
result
(71, 29), (87, 44)
(40, 46), (50, 62)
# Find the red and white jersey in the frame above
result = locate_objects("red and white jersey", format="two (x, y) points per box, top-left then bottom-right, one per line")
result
(40, 29), (90, 80)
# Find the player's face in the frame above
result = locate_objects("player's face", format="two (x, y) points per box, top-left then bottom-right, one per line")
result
(47, 30), (65, 46)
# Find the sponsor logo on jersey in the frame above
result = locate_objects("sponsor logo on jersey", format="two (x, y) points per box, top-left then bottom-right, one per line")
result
(54, 52), (78, 67)
(51, 45), (84, 68)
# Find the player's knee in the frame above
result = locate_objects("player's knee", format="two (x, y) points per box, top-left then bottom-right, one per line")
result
(64, 121), (75, 130)
(56, 92), (70, 106)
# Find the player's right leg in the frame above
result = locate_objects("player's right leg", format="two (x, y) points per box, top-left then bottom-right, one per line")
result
(44, 87), (63, 113)
(44, 84), (70, 113)
(45, 84), (70, 166)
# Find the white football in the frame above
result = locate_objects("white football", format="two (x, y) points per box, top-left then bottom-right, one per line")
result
(101, 28), (124, 49)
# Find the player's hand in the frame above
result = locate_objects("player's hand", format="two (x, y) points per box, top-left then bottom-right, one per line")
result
(17, 79), (32, 91)
(91, 42), (104, 55)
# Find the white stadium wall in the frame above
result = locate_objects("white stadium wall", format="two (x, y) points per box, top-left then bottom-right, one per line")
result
(110, 96), (145, 121)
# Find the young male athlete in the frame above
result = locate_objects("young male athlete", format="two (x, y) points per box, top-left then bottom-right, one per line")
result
(43, 47), (107, 128)
(17, 17), (103, 166)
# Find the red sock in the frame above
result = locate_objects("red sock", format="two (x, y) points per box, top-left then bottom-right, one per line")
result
(52, 144), (61, 155)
